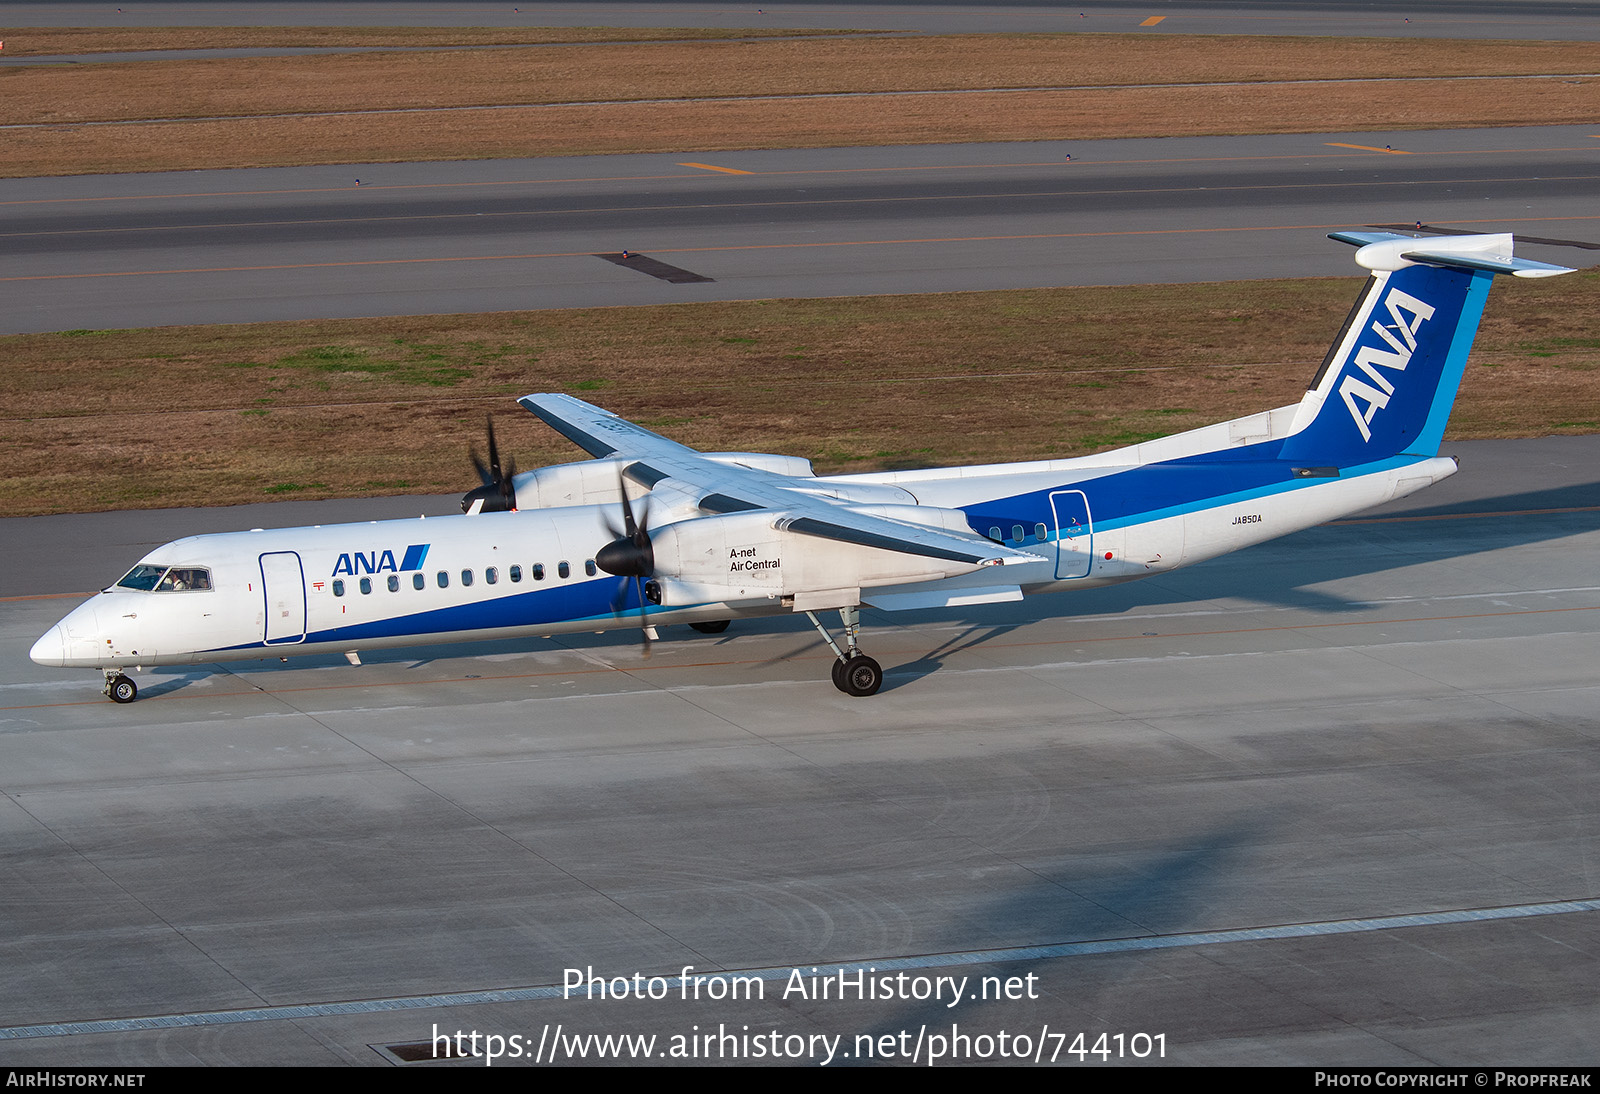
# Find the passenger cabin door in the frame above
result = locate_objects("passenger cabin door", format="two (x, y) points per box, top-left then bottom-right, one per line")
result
(1050, 490), (1093, 579)
(260, 552), (307, 645)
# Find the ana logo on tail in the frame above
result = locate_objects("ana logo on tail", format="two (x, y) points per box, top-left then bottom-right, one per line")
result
(1339, 286), (1435, 442)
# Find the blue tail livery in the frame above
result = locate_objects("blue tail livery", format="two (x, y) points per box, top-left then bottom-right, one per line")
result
(1281, 231), (1568, 465)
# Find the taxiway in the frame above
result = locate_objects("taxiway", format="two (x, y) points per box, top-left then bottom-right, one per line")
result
(3, 126), (1598, 333)
(2, 437), (1597, 1065)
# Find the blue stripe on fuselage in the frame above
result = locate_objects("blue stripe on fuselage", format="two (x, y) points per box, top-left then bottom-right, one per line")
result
(215, 575), (647, 653)
(309, 578), (628, 645)
(961, 445), (1422, 538)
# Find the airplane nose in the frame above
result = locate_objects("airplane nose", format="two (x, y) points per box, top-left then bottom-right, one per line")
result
(29, 624), (68, 667)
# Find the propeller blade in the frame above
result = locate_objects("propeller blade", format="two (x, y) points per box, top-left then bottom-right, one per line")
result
(619, 478), (640, 539)
(461, 416), (517, 513)
(500, 454), (517, 508)
(595, 471), (654, 577)
(594, 470), (656, 656)
(486, 416), (504, 480)
(470, 450), (493, 488)
(635, 576), (652, 659)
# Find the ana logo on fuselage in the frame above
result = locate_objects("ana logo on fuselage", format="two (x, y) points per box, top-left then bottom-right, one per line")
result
(1339, 287), (1436, 442)
(331, 544), (430, 577)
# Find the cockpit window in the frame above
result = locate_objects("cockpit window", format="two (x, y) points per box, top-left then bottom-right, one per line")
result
(157, 568), (211, 591)
(116, 564), (168, 591)
(117, 565), (212, 591)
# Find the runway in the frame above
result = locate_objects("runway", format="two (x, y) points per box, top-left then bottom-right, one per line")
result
(3, 125), (1598, 334)
(2, 436), (1598, 1064)
(9, 0), (1600, 40)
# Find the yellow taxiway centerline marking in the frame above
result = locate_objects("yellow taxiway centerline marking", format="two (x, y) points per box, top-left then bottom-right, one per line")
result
(679, 162), (753, 175)
(1326, 142), (1412, 154)
(1140, 16), (1166, 26)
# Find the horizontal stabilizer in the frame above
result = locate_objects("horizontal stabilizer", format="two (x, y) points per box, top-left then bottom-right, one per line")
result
(1329, 231), (1575, 278)
(1368, 223), (1600, 251)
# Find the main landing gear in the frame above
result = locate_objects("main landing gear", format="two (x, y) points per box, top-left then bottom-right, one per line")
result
(103, 670), (137, 704)
(806, 606), (883, 697)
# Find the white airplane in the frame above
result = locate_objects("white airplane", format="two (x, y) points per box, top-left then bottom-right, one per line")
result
(30, 231), (1576, 703)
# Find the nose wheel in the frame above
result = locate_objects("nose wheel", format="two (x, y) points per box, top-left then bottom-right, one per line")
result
(807, 607), (883, 696)
(103, 672), (138, 704)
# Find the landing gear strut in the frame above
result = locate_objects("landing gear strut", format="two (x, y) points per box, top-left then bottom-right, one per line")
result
(806, 606), (883, 697)
(103, 670), (137, 704)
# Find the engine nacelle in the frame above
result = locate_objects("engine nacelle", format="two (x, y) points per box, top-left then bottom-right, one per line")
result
(648, 510), (978, 607)
(512, 459), (632, 509)
(702, 452), (816, 478)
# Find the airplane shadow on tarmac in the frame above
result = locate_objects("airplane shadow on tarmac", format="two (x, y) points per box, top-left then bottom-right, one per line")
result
(874, 480), (1600, 687)
(838, 819), (1266, 1065)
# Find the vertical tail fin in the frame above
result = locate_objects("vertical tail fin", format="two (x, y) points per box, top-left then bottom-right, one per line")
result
(1278, 232), (1571, 466)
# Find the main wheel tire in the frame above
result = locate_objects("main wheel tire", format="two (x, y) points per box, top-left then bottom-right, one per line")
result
(107, 675), (138, 704)
(689, 620), (730, 634)
(840, 654), (883, 697)
(831, 657), (849, 692)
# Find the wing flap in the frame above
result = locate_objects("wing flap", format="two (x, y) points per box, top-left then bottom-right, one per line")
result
(864, 585), (1024, 611)
(777, 515), (1038, 567)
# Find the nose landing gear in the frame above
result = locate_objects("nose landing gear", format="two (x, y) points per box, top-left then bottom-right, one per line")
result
(103, 671), (138, 704)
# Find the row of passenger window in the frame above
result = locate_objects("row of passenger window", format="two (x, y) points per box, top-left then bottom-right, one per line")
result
(989, 523), (1051, 544)
(332, 560), (598, 597)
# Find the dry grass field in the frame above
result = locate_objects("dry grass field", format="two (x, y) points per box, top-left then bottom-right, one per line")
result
(3, 28), (1596, 516)
(3, 34), (1598, 175)
(4, 273), (1595, 515)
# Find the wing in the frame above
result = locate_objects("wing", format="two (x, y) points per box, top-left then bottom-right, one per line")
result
(519, 394), (1045, 569)
(520, 392), (700, 460)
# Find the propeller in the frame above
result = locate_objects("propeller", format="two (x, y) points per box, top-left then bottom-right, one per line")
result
(1368, 224), (1600, 251)
(595, 471), (660, 655)
(461, 417), (517, 514)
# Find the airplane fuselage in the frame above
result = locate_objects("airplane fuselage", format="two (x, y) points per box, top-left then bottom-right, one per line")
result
(30, 448), (1456, 672)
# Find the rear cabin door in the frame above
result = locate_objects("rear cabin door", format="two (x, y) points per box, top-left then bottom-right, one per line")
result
(1050, 490), (1094, 579)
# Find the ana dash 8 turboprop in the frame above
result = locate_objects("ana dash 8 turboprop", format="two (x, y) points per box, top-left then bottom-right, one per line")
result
(30, 231), (1577, 702)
